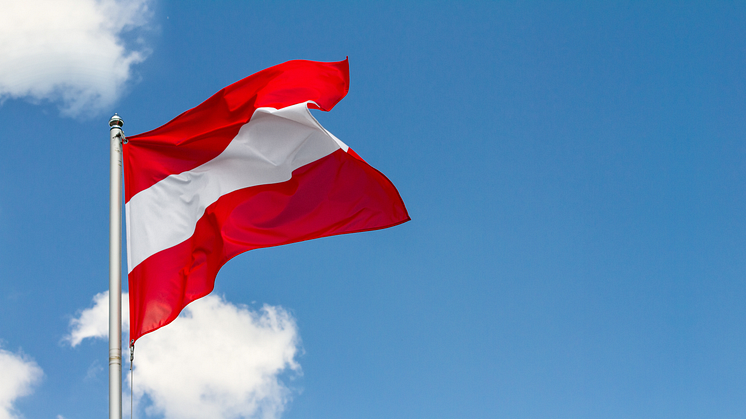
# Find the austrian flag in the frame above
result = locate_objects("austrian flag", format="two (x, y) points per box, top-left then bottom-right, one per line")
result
(124, 59), (409, 343)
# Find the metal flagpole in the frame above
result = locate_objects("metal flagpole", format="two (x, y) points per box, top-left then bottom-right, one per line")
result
(109, 114), (124, 419)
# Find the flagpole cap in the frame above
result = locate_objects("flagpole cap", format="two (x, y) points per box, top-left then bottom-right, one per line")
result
(109, 113), (124, 130)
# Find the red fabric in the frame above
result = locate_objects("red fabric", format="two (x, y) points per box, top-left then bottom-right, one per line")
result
(123, 59), (350, 203)
(128, 149), (409, 341)
(124, 59), (409, 343)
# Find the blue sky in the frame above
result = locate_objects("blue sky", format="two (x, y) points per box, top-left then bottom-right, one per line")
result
(1, 1), (746, 418)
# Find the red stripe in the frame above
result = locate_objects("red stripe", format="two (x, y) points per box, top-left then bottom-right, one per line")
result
(128, 149), (409, 342)
(123, 59), (350, 203)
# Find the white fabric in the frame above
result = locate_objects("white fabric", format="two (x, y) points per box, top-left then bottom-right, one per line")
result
(125, 102), (348, 272)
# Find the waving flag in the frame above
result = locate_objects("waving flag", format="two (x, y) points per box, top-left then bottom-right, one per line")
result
(124, 59), (409, 343)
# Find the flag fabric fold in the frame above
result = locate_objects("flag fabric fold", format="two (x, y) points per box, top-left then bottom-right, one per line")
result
(124, 59), (409, 343)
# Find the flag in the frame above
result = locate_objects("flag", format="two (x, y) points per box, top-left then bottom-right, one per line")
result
(124, 59), (409, 343)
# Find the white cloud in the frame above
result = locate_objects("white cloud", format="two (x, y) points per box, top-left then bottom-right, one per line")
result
(66, 291), (129, 347)
(67, 292), (301, 419)
(85, 359), (104, 381)
(0, 347), (43, 419)
(0, 0), (153, 117)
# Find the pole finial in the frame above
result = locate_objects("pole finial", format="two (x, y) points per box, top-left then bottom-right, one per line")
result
(109, 113), (124, 129)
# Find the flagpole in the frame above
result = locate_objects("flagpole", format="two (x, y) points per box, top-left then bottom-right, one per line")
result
(109, 114), (124, 419)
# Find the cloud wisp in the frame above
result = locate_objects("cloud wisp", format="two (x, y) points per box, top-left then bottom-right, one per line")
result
(67, 292), (302, 419)
(0, 0), (153, 117)
(0, 346), (43, 419)
(66, 291), (130, 347)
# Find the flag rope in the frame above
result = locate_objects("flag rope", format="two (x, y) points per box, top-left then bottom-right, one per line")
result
(130, 343), (134, 419)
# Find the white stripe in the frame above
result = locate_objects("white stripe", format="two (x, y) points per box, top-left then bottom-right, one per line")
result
(125, 102), (348, 272)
